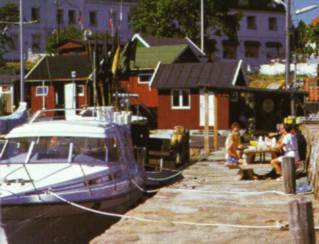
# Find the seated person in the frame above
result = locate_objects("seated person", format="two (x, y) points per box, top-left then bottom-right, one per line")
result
(271, 123), (285, 159)
(225, 122), (242, 165)
(45, 136), (69, 158)
(270, 124), (299, 177)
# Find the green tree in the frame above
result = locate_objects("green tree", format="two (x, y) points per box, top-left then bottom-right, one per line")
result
(291, 21), (313, 59)
(0, 3), (19, 64)
(308, 24), (319, 56)
(130, 0), (240, 45)
(46, 27), (83, 53)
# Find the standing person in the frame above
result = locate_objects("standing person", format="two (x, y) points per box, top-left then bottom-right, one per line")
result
(270, 124), (299, 177)
(225, 122), (242, 166)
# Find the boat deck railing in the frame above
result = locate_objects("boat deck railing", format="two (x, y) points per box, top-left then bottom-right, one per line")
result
(29, 107), (132, 125)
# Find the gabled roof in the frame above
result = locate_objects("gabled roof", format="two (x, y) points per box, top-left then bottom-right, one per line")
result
(131, 44), (191, 70)
(151, 61), (247, 89)
(25, 55), (92, 82)
(131, 33), (206, 60)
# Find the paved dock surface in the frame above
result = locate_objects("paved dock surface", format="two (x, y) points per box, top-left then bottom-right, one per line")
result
(91, 152), (319, 243)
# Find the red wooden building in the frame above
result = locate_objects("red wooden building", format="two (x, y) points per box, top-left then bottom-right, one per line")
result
(151, 61), (308, 131)
(151, 61), (247, 130)
(25, 55), (92, 115)
(120, 34), (204, 126)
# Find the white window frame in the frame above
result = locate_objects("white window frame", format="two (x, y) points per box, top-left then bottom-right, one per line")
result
(137, 73), (153, 84)
(77, 85), (85, 96)
(171, 89), (191, 110)
(36, 86), (48, 96)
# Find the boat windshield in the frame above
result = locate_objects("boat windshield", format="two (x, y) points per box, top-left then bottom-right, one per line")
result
(0, 137), (120, 164)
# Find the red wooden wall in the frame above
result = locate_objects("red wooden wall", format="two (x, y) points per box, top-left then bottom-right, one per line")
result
(157, 90), (229, 130)
(30, 84), (55, 114)
(121, 76), (159, 108)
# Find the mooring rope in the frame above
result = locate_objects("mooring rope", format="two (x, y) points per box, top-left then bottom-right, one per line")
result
(130, 179), (304, 197)
(47, 190), (287, 230)
(147, 169), (184, 182)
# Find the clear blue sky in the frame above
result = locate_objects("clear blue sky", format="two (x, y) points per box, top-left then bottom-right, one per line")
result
(292, 0), (319, 24)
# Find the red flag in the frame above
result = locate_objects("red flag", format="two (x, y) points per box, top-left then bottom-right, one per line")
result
(108, 18), (113, 30)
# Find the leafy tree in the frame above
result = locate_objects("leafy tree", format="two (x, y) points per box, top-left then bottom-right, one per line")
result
(46, 27), (83, 53)
(291, 21), (313, 60)
(0, 3), (19, 64)
(130, 0), (241, 45)
(308, 24), (319, 56)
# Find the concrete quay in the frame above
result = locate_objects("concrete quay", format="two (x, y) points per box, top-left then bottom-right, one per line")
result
(91, 151), (319, 244)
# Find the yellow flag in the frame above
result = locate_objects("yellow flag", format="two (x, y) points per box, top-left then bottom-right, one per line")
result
(112, 46), (120, 76)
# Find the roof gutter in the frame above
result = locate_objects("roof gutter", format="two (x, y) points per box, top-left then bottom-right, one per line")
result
(185, 37), (206, 56)
(24, 54), (47, 80)
(149, 62), (161, 90)
(131, 33), (150, 48)
(232, 59), (243, 86)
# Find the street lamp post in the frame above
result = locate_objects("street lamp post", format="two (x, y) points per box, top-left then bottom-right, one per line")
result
(274, 0), (318, 115)
(19, 0), (24, 102)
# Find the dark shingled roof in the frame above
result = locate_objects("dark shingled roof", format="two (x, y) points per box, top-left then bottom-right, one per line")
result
(25, 55), (92, 82)
(151, 62), (245, 89)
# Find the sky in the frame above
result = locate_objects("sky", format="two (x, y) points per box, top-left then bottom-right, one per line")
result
(291, 0), (319, 24)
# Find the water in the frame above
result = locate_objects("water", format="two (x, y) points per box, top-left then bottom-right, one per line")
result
(3, 212), (119, 244)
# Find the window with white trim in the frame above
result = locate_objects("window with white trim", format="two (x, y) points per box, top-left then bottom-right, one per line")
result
(138, 73), (152, 84)
(36, 86), (48, 96)
(171, 89), (191, 109)
(77, 85), (85, 96)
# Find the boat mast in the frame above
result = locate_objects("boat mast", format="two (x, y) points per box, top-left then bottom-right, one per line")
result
(19, 0), (25, 102)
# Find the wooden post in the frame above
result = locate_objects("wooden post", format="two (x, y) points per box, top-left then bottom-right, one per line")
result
(214, 94), (219, 150)
(282, 156), (296, 194)
(288, 199), (316, 244)
(204, 89), (210, 155)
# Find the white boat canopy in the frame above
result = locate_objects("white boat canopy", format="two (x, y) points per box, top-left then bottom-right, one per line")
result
(6, 120), (116, 139)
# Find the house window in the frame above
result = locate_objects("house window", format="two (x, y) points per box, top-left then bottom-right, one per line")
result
(266, 42), (282, 59)
(57, 9), (64, 25)
(247, 16), (256, 30)
(244, 41), (260, 58)
(31, 34), (41, 52)
(138, 73), (152, 84)
(89, 11), (97, 26)
(36, 86), (48, 96)
(268, 17), (277, 31)
(77, 85), (85, 96)
(171, 89), (191, 109)
(68, 10), (76, 25)
(222, 41), (237, 59)
(31, 7), (40, 23)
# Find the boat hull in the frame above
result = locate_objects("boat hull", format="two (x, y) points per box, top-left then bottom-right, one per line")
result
(1, 188), (143, 244)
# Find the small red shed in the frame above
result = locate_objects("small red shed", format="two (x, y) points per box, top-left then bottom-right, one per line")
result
(25, 55), (93, 115)
(151, 61), (247, 130)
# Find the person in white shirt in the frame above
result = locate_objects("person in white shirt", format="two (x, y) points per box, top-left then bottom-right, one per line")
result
(270, 124), (299, 176)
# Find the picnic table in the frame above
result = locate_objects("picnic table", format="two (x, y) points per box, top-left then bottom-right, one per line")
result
(243, 147), (277, 164)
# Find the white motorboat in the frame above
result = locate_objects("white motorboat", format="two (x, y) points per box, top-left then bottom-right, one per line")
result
(0, 107), (146, 243)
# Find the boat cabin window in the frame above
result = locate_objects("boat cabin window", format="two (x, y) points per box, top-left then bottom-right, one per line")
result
(0, 138), (33, 163)
(0, 136), (120, 164)
(30, 137), (70, 162)
(105, 138), (120, 162)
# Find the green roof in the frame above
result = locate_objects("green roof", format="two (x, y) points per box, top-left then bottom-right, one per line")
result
(132, 44), (187, 70)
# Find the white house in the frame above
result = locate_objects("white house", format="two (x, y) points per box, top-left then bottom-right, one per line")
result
(0, 0), (135, 61)
(210, 1), (285, 69)
(1, 0), (285, 69)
